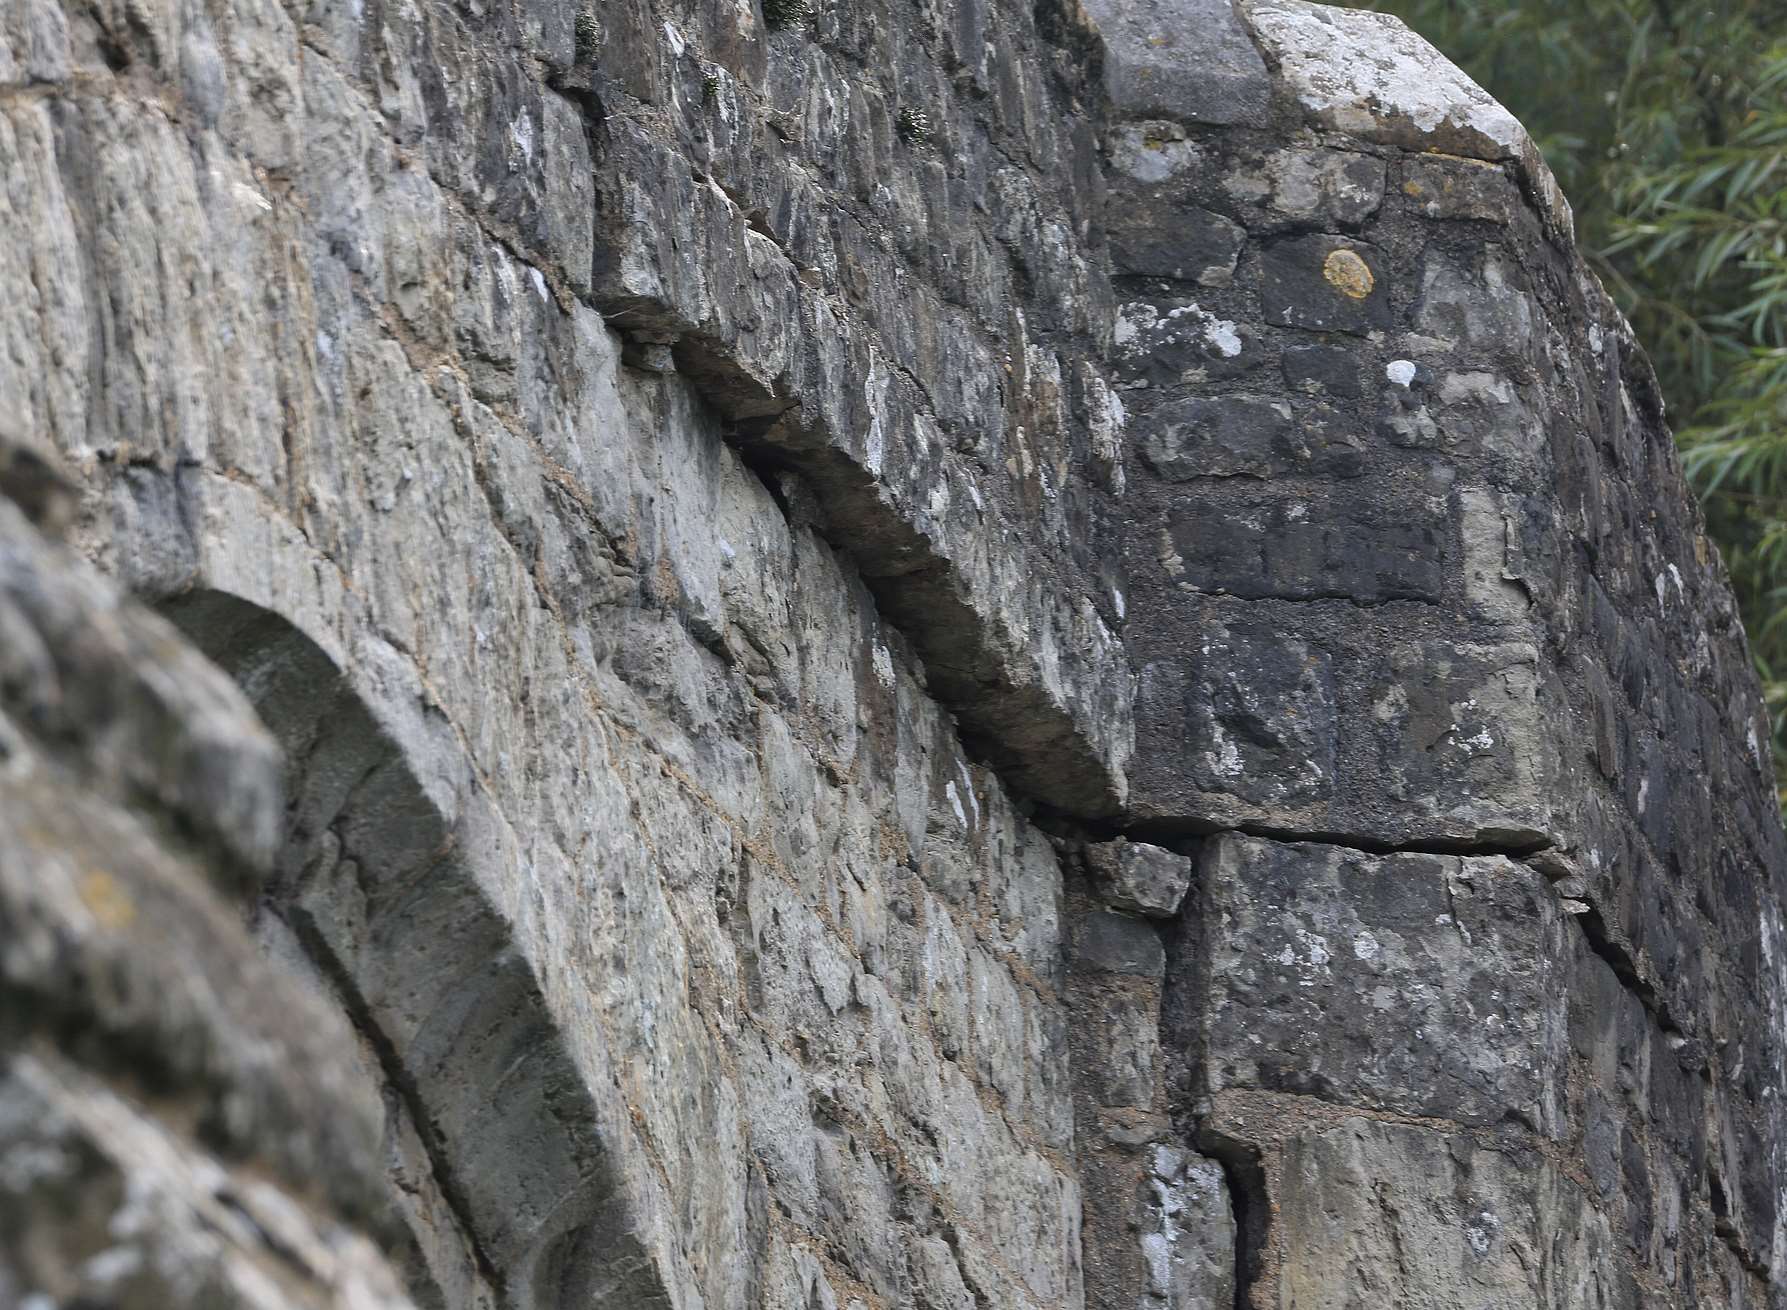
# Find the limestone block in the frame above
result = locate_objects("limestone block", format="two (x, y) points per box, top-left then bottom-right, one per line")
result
(1136, 395), (1297, 481)
(1136, 617), (1339, 816)
(1270, 1118), (1629, 1307)
(1281, 344), (1369, 399)
(1191, 835), (1565, 1127)
(1245, 0), (1573, 238)
(1161, 483), (1449, 603)
(0, 499), (280, 874)
(1139, 1147), (1234, 1310)
(1222, 147), (1387, 228)
(1260, 234), (1392, 335)
(1114, 297), (1265, 388)
(1108, 202), (1245, 283)
(1400, 153), (1524, 225)
(1085, 837), (1195, 918)
(1081, 0), (1270, 125)
(1076, 910), (1169, 979)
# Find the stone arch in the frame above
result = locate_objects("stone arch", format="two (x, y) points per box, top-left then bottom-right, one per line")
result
(158, 587), (666, 1310)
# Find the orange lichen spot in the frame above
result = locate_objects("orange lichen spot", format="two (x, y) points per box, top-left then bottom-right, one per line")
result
(1322, 248), (1373, 299)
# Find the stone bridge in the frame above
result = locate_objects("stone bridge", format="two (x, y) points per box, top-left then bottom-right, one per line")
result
(1, 0), (1782, 1304)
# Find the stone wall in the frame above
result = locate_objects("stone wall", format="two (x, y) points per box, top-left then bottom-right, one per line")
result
(2, 0), (1783, 1305)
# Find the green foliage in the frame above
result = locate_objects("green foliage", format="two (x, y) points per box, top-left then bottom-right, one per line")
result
(1357, 0), (1787, 804)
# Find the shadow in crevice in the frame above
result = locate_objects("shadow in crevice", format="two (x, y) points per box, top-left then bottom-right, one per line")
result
(160, 590), (666, 1310)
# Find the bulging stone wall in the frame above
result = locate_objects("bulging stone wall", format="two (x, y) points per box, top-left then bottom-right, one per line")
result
(2, 0), (1783, 1306)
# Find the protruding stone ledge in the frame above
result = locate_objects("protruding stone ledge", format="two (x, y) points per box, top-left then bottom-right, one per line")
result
(592, 98), (1135, 819)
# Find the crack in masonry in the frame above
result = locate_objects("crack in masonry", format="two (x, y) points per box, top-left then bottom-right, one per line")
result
(1708, 1167), (1773, 1282)
(88, 19), (1752, 1303)
(1032, 804), (1555, 863)
(1156, 837), (1268, 1310)
(1043, 805), (1570, 1307)
(1177, 584), (1444, 612)
(1088, 814), (1723, 1308)
(1549, 888), (1783, 1300)
(1570, 901), (1693, 1043)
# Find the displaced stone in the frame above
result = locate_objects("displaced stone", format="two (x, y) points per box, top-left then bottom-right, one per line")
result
(1085, 837), (1194, 917)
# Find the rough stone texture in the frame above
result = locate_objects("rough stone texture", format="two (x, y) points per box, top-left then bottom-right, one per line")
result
(1183, 836), (1566, 1129)
(2, 0), (1784, 1306)
(1083, 837), (1195, 918)
(1080, 0), (1269, 126)
(0, 495), (419, 1309)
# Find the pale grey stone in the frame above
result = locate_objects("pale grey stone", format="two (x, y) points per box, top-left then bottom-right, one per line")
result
(1082, 0), (1270, 125)
(1139, 1147), (1234, 1309)
(1245, 0), (1573, 238)
(1085, 837), (1194, 918)
(0, 0), (1782, 1306)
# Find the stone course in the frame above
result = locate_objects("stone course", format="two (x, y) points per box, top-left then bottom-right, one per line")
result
(1, 0), (1783, 1306)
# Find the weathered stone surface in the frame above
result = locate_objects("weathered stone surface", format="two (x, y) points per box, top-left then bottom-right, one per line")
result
(1270, 1115), (1630, 1308)
(1165, 484), (1449, 600)
(0, 500), (420, 1309)
(1077, 910), (1169, 978)
(0, 499), (281, 876)
(1139, 1146), (1234, 1309)
(1110, 204), (1246, 283)
(1115, 296), (1264, 386)
(1185, 835), (1565, 1127)
(1401, 152), (1525, 224)
(1082, 0), (1270, 124)
(1281, 343), (1369, 398)
(0, 1053), (417, 1310)
(1137, 395), (1295, 479)
(1223, 147), (1388, 228)
(1246, 0), (1573, 238)
(1260, 234), (1393, 335)
(2, 0), (1784, 1307)
(1085, 837), (1195, 917)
